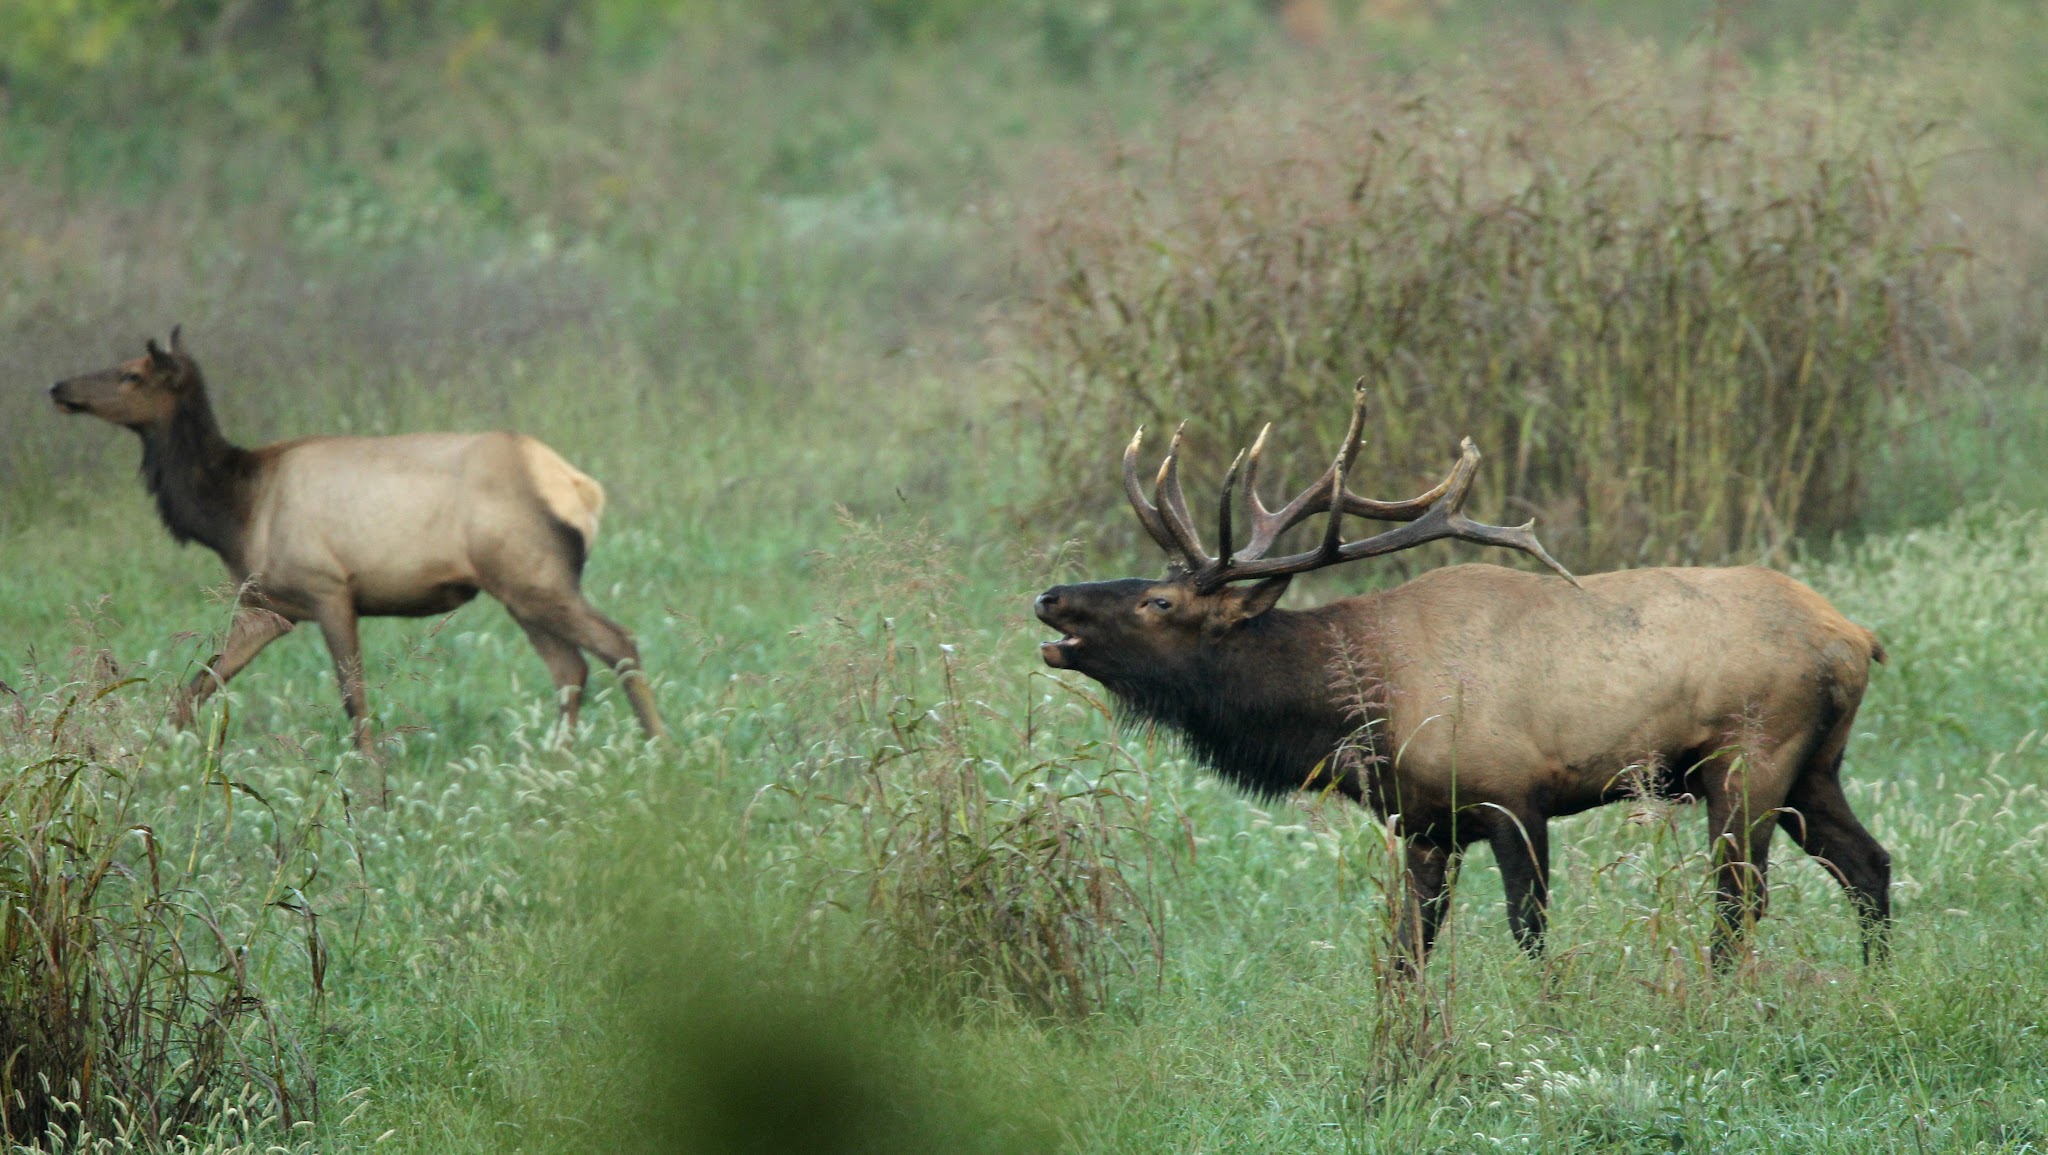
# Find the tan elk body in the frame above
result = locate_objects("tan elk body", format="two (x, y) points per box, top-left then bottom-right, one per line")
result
(1034, 390), (1890, 966)
(50, 329), (664, 753)
(1345, 562), (1880, 822)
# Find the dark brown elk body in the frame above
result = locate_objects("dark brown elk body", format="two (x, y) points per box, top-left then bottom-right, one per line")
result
(49, 329), (664, 754)
(1035, 392), (1890, 966)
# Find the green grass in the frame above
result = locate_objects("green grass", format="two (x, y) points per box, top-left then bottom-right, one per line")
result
(8, 375), (2048, 1150)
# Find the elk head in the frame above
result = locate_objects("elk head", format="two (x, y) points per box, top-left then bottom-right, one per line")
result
(50, 327), (195, 428)
(1035, 387), (1577, 688)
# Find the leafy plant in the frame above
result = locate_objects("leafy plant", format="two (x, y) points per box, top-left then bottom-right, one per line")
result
(0, 641), (319, 1146)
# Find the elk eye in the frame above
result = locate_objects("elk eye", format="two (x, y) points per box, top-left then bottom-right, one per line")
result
(1146, 597), (1172, 611)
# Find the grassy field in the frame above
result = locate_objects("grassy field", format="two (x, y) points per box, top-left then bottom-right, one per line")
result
(6, 3), (2048, 1152)
(10, 377), (2048, 1153)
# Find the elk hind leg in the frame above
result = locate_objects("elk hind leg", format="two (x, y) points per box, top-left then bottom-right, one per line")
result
(512, 614), (589, 742)
(1486, 809), (1551, 957)
(1780, 747), (1892, 964)
(313, 600), (377, 758)
(506, 593), (664, 740)
(175, 606), (295, 728)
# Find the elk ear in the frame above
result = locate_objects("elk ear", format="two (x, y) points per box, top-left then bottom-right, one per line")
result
(168, 324), (184, 355)
(1222, 575), (1292, 626)
(146, 338), (176, 371)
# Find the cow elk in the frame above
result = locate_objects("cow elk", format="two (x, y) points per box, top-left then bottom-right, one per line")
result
(1034, 388), (1891, 968)
(49, 328), (665, 755)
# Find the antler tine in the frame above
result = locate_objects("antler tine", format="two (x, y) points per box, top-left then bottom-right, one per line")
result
(1217, 448), (1246, 568)
(1328, 440), (1581, 584)
(1318, 422), (1352, 561)
(1191, 437), (1580, 591)
(1152, 423), (1211, 566)
(1337, 381), (1369, 472)
(1122, 426), (1183, 558)
(1321, 384), (1461, 523)
(1242, 424), (1274, 520)
(1229, 387), (1372, 564)
(1235, 419), (1327, 560)
(1333, 383), (1368, 490)
(1427, 439), (1580, 585)
(1335, 471), (1454, 521)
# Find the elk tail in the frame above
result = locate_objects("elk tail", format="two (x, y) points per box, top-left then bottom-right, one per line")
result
(519, 436), (606, 549)
(566, 470), (606, 541)
(1865, 628), (1887, 665)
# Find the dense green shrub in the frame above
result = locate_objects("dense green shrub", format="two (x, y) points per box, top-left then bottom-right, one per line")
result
(1018, 47), (1972, 570)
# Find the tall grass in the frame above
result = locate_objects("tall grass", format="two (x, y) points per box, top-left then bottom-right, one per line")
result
(0, 632), (318, 1147)
(764, 518), (1167, 1019)
(1019, 44), (1973, 569)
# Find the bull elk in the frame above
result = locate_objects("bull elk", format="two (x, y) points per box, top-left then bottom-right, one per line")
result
(1034, 389), (1891, 967)
(49, 328), (665, 755)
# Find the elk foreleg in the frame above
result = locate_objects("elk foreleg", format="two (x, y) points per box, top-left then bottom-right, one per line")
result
(174, 607), (295, 728)
(313, 601), (376, 757)
(1780, 762), (1892, 964)
(1488, 810), (1551, 957)
(1704, 756), (1783, 968)
(1396, 839), (1458, 974)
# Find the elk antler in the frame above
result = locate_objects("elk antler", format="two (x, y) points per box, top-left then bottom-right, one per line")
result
(1123, 386), (1580, 593)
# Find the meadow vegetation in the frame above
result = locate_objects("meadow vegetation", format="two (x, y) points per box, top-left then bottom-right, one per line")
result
(1022, 52), (1967, 568)
(4, 1), (2048, 1150)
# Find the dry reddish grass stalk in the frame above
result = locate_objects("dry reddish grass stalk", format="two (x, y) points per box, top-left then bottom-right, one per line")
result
(1018, 42), (1975, 570)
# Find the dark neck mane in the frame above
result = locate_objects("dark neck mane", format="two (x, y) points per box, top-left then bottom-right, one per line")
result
(136, 373), (256, 561)
(1105, 610), (1369, 799)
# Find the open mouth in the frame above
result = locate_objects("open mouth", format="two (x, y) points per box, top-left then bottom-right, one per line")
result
(1033, 597), (1084, 668)
(1039, 634), (1081, 668)
(52, 398), (88, 414)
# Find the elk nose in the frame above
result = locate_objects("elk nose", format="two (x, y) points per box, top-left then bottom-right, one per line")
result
(1034, 590), (1062, 613)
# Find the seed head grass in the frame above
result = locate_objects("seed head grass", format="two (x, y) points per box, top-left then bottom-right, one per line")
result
(0, 621), (320, 1147)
